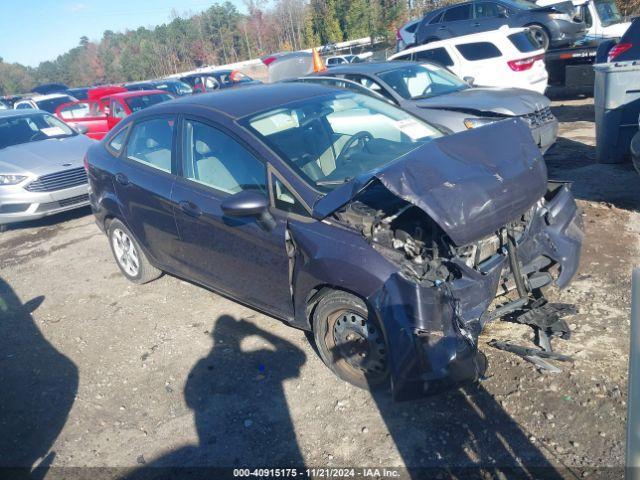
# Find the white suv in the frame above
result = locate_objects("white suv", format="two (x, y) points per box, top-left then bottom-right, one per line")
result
(390, 26), (548, 94)
(14, 93), (78, 114)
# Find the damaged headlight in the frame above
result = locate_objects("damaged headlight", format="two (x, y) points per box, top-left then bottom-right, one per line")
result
(463, 117), (499, 129)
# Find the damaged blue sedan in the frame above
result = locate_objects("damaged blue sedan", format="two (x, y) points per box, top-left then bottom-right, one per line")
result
(86, 83), (583, 400)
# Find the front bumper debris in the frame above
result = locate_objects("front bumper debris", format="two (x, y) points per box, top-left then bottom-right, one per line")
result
(373, 183), (583, 401)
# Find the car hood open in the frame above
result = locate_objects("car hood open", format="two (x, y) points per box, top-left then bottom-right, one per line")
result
(414, 87), (550, 117)
(312, 119), (547, 246)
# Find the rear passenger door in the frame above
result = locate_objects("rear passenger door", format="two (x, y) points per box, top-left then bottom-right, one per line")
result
(440, 4), (475, 38)
(454, 41), (504, 85)
(114, 116), (181, 269)
(473, 2), (509, 31)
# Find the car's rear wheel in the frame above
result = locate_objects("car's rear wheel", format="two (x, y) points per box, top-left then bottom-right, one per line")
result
(107, 219), (161, 284)
(527, 24), (550, 50)
(312, 291), (390, 390)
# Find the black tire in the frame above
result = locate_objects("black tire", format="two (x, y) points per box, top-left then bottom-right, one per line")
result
(526, 24), (550, 51)
(312, 290), (390, 390)
(107, 219), (161, 284)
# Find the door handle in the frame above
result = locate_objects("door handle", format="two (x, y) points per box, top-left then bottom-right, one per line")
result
(438, 26), (447, 30)
(115, 173), (129, 186)
(473, 22), (480, 26)
(179, 200), (202, 218)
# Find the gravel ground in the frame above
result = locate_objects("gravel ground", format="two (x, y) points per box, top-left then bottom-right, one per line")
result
(0, 96), (636, 479)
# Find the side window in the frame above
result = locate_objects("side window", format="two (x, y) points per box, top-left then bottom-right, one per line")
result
(182, 119), (266, 195)
(474, 2), (500, 18)
(443, 4), (472, 22)
(456, 42), (502, 61)
(112, 101), (127, 119)
(344, 75), (396, 103)
(272, 176), (308, 216)
(108, 127), (129, 154)
(205, 77), (219, 90)
(429, 11), (445, 24)
(17, 103), (33, 109)
(126, 117), (174, 173)
(415, 47), (454, 67)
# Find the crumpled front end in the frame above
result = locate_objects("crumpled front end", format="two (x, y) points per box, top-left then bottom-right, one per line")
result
(340, 182), (583, 401)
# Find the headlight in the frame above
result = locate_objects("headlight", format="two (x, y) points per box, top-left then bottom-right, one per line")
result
(463, 118), (499, 129)
(549, 12), (572, 21)
(0, 175), (27, 185)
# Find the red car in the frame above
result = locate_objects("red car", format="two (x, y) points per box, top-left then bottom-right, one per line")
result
(56, 89), (173, 140)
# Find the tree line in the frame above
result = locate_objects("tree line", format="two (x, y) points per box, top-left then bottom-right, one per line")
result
(0, 0), (636, 95)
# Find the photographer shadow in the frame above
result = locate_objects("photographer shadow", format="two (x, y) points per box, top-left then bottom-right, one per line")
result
(126, 314), (306, 478)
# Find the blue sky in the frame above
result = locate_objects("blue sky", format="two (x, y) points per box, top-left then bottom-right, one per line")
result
(0, 0), (245, 67)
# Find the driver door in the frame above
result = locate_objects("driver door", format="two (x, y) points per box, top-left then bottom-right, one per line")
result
(171, 117), (293, 318)
(55, 100), (108, 140)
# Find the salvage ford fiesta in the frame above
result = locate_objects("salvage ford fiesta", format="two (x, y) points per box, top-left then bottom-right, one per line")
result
(87, 83), (583, 400)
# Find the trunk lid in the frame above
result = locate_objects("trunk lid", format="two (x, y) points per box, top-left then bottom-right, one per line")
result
(312, 119), (547, 246)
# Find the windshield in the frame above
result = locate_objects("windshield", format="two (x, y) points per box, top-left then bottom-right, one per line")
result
(377, 64), (467, 100)
(244, 92), (443, 191)
(594, 0), (622, 26)
(36, 95), (75, 113)
(0, 113), (75, 149)
(124, 93), (173, 113)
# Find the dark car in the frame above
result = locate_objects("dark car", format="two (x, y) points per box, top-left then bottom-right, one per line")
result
(180, 70), (261, 93)
(598, 17), (640, 63)
(66, 87), (89, 101)
(87, 83), (583, 400)
(415, 0), (586, 50)
(314, 61), (558, 153)
(124, 79), (193, 97)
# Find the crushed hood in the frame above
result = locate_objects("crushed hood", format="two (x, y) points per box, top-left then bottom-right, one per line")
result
(312, 119), (547, 246)
(414, 87), (551, 117)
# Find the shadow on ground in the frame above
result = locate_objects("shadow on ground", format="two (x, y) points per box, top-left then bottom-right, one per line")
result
(126, 315), (306, 478)
(125, 315), (567, 479)
(546, 137), (640, 210)
(0, 277), (78, 478)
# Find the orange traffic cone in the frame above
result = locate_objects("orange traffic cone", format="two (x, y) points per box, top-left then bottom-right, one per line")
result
(312, 48), (327, 72)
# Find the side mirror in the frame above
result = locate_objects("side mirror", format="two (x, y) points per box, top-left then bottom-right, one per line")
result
(463, 76), (475, 86)
(75, 124), (89, 134)
(221, 190), (275, 231)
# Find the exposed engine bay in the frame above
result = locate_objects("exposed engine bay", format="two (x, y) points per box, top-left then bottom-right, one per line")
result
(333, 182), (533, 288)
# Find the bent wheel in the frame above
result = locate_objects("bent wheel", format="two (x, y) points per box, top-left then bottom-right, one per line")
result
(313, 291), (390, 390)
(107, 219), (161, 284)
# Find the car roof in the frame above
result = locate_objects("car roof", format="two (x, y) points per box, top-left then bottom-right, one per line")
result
(318, 61), (419, 75)
(22, 93), (72, 102)
(392, 26), (529, 56)
(0, 109), (49, 118)
(109, 90), (168, 100)
(151, 82), (344, 119)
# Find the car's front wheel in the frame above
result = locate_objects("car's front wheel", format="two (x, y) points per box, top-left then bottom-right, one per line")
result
(107, 219), (161, 284)
(313, 290), (390, 390)
(527, 24), (550, 50)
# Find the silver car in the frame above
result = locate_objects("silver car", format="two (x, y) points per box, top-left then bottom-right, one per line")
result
(315, 61), (558, 154)
(0, 110), (94, 229)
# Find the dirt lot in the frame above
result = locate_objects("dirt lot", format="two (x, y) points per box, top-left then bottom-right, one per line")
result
(0, 96), (637, 479)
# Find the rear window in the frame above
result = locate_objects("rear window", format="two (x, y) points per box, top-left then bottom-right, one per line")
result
(36, 96), (74, 114)
(443, 4), (472, 21)
(508, 31), (540, 53)
(414, 47), (454, 67)
(456, 42), (502, 61)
